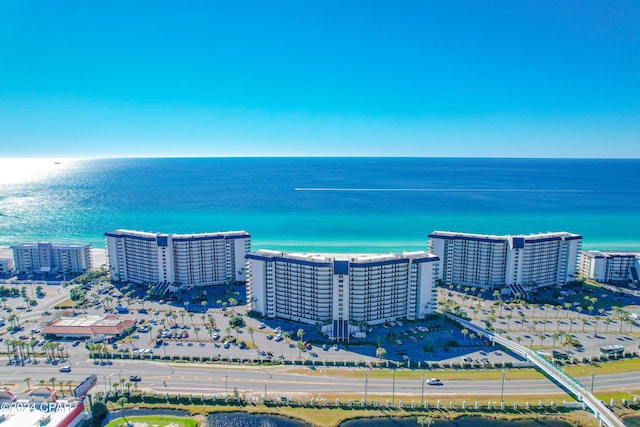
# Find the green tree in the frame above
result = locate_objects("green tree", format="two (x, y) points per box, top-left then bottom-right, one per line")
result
(248, 326), (255, 346)
(461, 328), (469, 344)
(296, 340), (305, 358)
(117, 396), (128, 423)
(376, 347), (387, 360)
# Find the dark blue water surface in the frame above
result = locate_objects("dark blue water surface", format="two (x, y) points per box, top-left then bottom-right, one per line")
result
(1, 157), (639, 251)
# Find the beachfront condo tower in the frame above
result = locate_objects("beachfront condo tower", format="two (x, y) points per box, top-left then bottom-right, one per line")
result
(579, 250), (640, 284)
(11, 242), (92, 275)
(246, 250), (439, 340)
(428, 231), (582, 294)
(105, 229), (251, 288)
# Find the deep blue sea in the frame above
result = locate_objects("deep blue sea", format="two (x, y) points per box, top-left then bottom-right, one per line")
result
(1, 157), (639, 251)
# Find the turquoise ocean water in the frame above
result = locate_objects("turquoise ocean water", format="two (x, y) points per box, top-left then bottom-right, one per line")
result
(1, 157), (639, 252)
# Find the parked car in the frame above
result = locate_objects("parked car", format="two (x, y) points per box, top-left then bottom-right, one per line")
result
(72, 340), (81, 347)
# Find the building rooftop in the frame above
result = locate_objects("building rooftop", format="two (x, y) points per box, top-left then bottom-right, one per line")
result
(43, 314), (135, 336)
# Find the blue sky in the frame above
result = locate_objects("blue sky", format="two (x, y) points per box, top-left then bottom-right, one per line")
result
(1, 1), (638, 158)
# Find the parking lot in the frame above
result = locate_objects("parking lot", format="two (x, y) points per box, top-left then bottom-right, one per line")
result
(2, 274), (639, 372)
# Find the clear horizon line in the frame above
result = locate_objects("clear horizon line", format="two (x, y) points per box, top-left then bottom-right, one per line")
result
(2, 155), (640, 160)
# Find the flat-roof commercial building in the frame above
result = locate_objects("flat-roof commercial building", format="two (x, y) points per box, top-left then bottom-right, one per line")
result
(11, 242), (92, 275)
(104, 229), (250, 287)
(428, 231), (582, 291)
(43, 314), (136, 340)
(579, 250), (640, 284)
(247, 250), (439, 339)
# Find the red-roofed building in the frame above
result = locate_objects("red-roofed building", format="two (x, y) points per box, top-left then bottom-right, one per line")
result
(43, 315), (135, 340)
(28, 386), (56, 403)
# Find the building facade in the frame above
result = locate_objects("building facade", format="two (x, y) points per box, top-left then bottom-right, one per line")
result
(104, 229), (251, 287)
(428, 231), (582, 290)
(11, 242), (92, 275)
(0, 258), (14, 273)
(579, 250), (640, 284)
(246, 250), (439, 338)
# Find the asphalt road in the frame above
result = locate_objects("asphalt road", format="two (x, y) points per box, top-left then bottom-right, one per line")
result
(2, 359), (639, 400)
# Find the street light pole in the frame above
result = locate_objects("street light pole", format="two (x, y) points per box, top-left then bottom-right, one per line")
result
(392, 369), (396, 403)
(224, 376), (228, 401)
(364, 369), (368, 403)
(500, 369), (506, 405)
(591, 370), (595, 394)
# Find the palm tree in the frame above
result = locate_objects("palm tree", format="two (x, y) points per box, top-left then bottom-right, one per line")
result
(461, 328), (469, 344)
(188, 312), (195, 325)
(117, 396), (128, 423)
(24, 377), (31, 391)
(248, 327), (255, 346)
(417, 416), (433, 427)
(376, 347), (386, 361)
(544, 303), (551, 319)
(297, 328), (305, 342)
(66, 380), (73, 395)
(38, 379), (45, 387)
(49, 377), (56, 391)
(537, 334), (545, 346)
(296, 340), (305, 358)
(564, 302), (572, 318)
(194, 327), (201, 342)
(207, 316), (217, 330)
(506, 315), (513, 330)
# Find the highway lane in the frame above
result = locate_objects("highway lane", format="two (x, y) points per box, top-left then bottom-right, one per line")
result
(2, 359), (638, 399)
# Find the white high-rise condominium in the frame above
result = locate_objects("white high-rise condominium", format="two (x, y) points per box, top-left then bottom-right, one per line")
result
(428, 231), (582, 291)
(105, 229), (251, 287)
(246, 250), (439, 339)
(11, 242), (92, 274)
(579, 250), (640, 284)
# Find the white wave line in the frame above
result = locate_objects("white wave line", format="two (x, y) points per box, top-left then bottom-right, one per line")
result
(294, 188), (592, 193)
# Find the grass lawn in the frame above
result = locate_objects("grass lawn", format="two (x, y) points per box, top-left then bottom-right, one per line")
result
(105, 415), (199, 427)
(53, 297), (77, 308)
